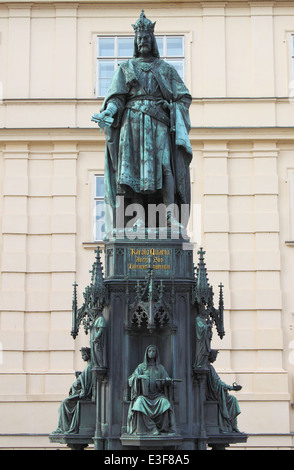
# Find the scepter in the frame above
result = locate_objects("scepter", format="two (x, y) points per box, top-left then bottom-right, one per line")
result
(156, 378), (182, 402)
(71, 281), (78, 339)
(155, 378), (182, 383)
(169, 100), (176, 133)
(137, 376), (182, 383)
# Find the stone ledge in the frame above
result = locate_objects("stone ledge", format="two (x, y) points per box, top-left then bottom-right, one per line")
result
(49, 433), (93, 450)
(120, 433), (183, 448)
(207, 431), (248, 447)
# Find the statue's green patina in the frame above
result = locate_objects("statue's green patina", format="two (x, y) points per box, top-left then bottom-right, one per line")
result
(127, 345), (176, 436)
(51, 348), (93, 435)
(92, 10), (193, 236)
(207, 350), (242, 434)
(49, 10), (247, 451)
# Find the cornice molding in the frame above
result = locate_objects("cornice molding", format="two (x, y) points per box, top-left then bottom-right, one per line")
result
(1, 126), (294, 143)
(2, 0), (294, 6)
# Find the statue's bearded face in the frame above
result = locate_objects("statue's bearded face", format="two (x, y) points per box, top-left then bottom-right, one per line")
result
(136, 31), (152, 57)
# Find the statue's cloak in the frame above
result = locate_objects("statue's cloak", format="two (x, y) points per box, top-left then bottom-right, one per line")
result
(100, 58), (192, 234)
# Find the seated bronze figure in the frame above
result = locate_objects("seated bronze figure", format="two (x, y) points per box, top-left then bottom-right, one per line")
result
(127, 345), (176, 436)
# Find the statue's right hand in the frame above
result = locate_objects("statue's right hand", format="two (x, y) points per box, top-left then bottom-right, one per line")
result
(100, 110), (111, 118)
(91, 111), (114, 129)
(232, 382), (242, 391)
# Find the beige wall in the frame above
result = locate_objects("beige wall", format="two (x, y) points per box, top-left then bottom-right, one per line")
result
(1, 0), (294, 449)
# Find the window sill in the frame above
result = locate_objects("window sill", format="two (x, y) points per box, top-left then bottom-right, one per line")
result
(285, 241), (294, 246)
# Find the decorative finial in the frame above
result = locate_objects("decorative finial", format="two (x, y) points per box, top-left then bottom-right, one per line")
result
(132, 10), (156, 33)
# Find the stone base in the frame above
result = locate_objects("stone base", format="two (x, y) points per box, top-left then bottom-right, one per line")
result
(48, 400), (96, 450)
(120, 433), (183, 449)
(49, 433), (93, 450)
(104, 237), (194, 280)
(207, 432), (248, 450)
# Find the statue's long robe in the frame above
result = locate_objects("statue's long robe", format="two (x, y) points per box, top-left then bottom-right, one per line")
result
(127, 347), (175, 435)
(53, 363), (93, 434)
(100, 58), (192, 234)
(206, 364), (241, 433)
(194, 315), (212, 368)
(90, 315), (106, 367)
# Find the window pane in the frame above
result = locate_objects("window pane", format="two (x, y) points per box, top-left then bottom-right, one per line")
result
(291, 172), (294, 239)
(99, 78), (111, 96)
(94, 201), (105, 241)
(167, 60), (184, 79)
(99, 38), (115, 57)
(95, 176), (104, 198)
(155, 36), (164, 56)
(96, 35), (185, 97)
(99, 60), (115, 79)
(118, 37), (133, 57)
(166, 37), (183, 56)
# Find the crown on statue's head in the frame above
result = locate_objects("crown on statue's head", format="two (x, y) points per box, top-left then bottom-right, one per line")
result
(132, 10), (156, 34)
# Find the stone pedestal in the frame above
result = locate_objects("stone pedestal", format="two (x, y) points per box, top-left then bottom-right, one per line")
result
(102, 237), (195, 450)
(49, 400), (96, 450)
(49, 237), (247, 450)
(100, 237), (247, 450)
(92, 367), (108, 450)
(120, 433), (183, 450)
(104, 237), (194, 280)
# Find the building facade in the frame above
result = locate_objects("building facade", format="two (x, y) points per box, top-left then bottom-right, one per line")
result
(1, 0), (294, 449)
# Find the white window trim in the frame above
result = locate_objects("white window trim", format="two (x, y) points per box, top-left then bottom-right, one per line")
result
(95, 34), (186, 98)
(291, 34), (294, 95)
(285, 168), (294, 244)
(93, 174), (105, 242)
(285, 31), (294, 98)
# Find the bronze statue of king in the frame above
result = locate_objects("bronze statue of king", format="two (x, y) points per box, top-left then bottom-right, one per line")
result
(92, 10), (192, 236)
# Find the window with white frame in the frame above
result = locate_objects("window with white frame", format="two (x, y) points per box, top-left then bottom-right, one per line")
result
(289, 170), (294, 240)
(157, 36), (185, 80)
(289, 34), (294, 99)
(284, 168), (294, 242)
(95, 35), (185, 97)
(291, 35), (294, 79)
(93, 175), (105, 241)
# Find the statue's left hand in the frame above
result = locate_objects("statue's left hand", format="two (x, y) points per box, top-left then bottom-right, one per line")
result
(157, 99), (172, 111)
